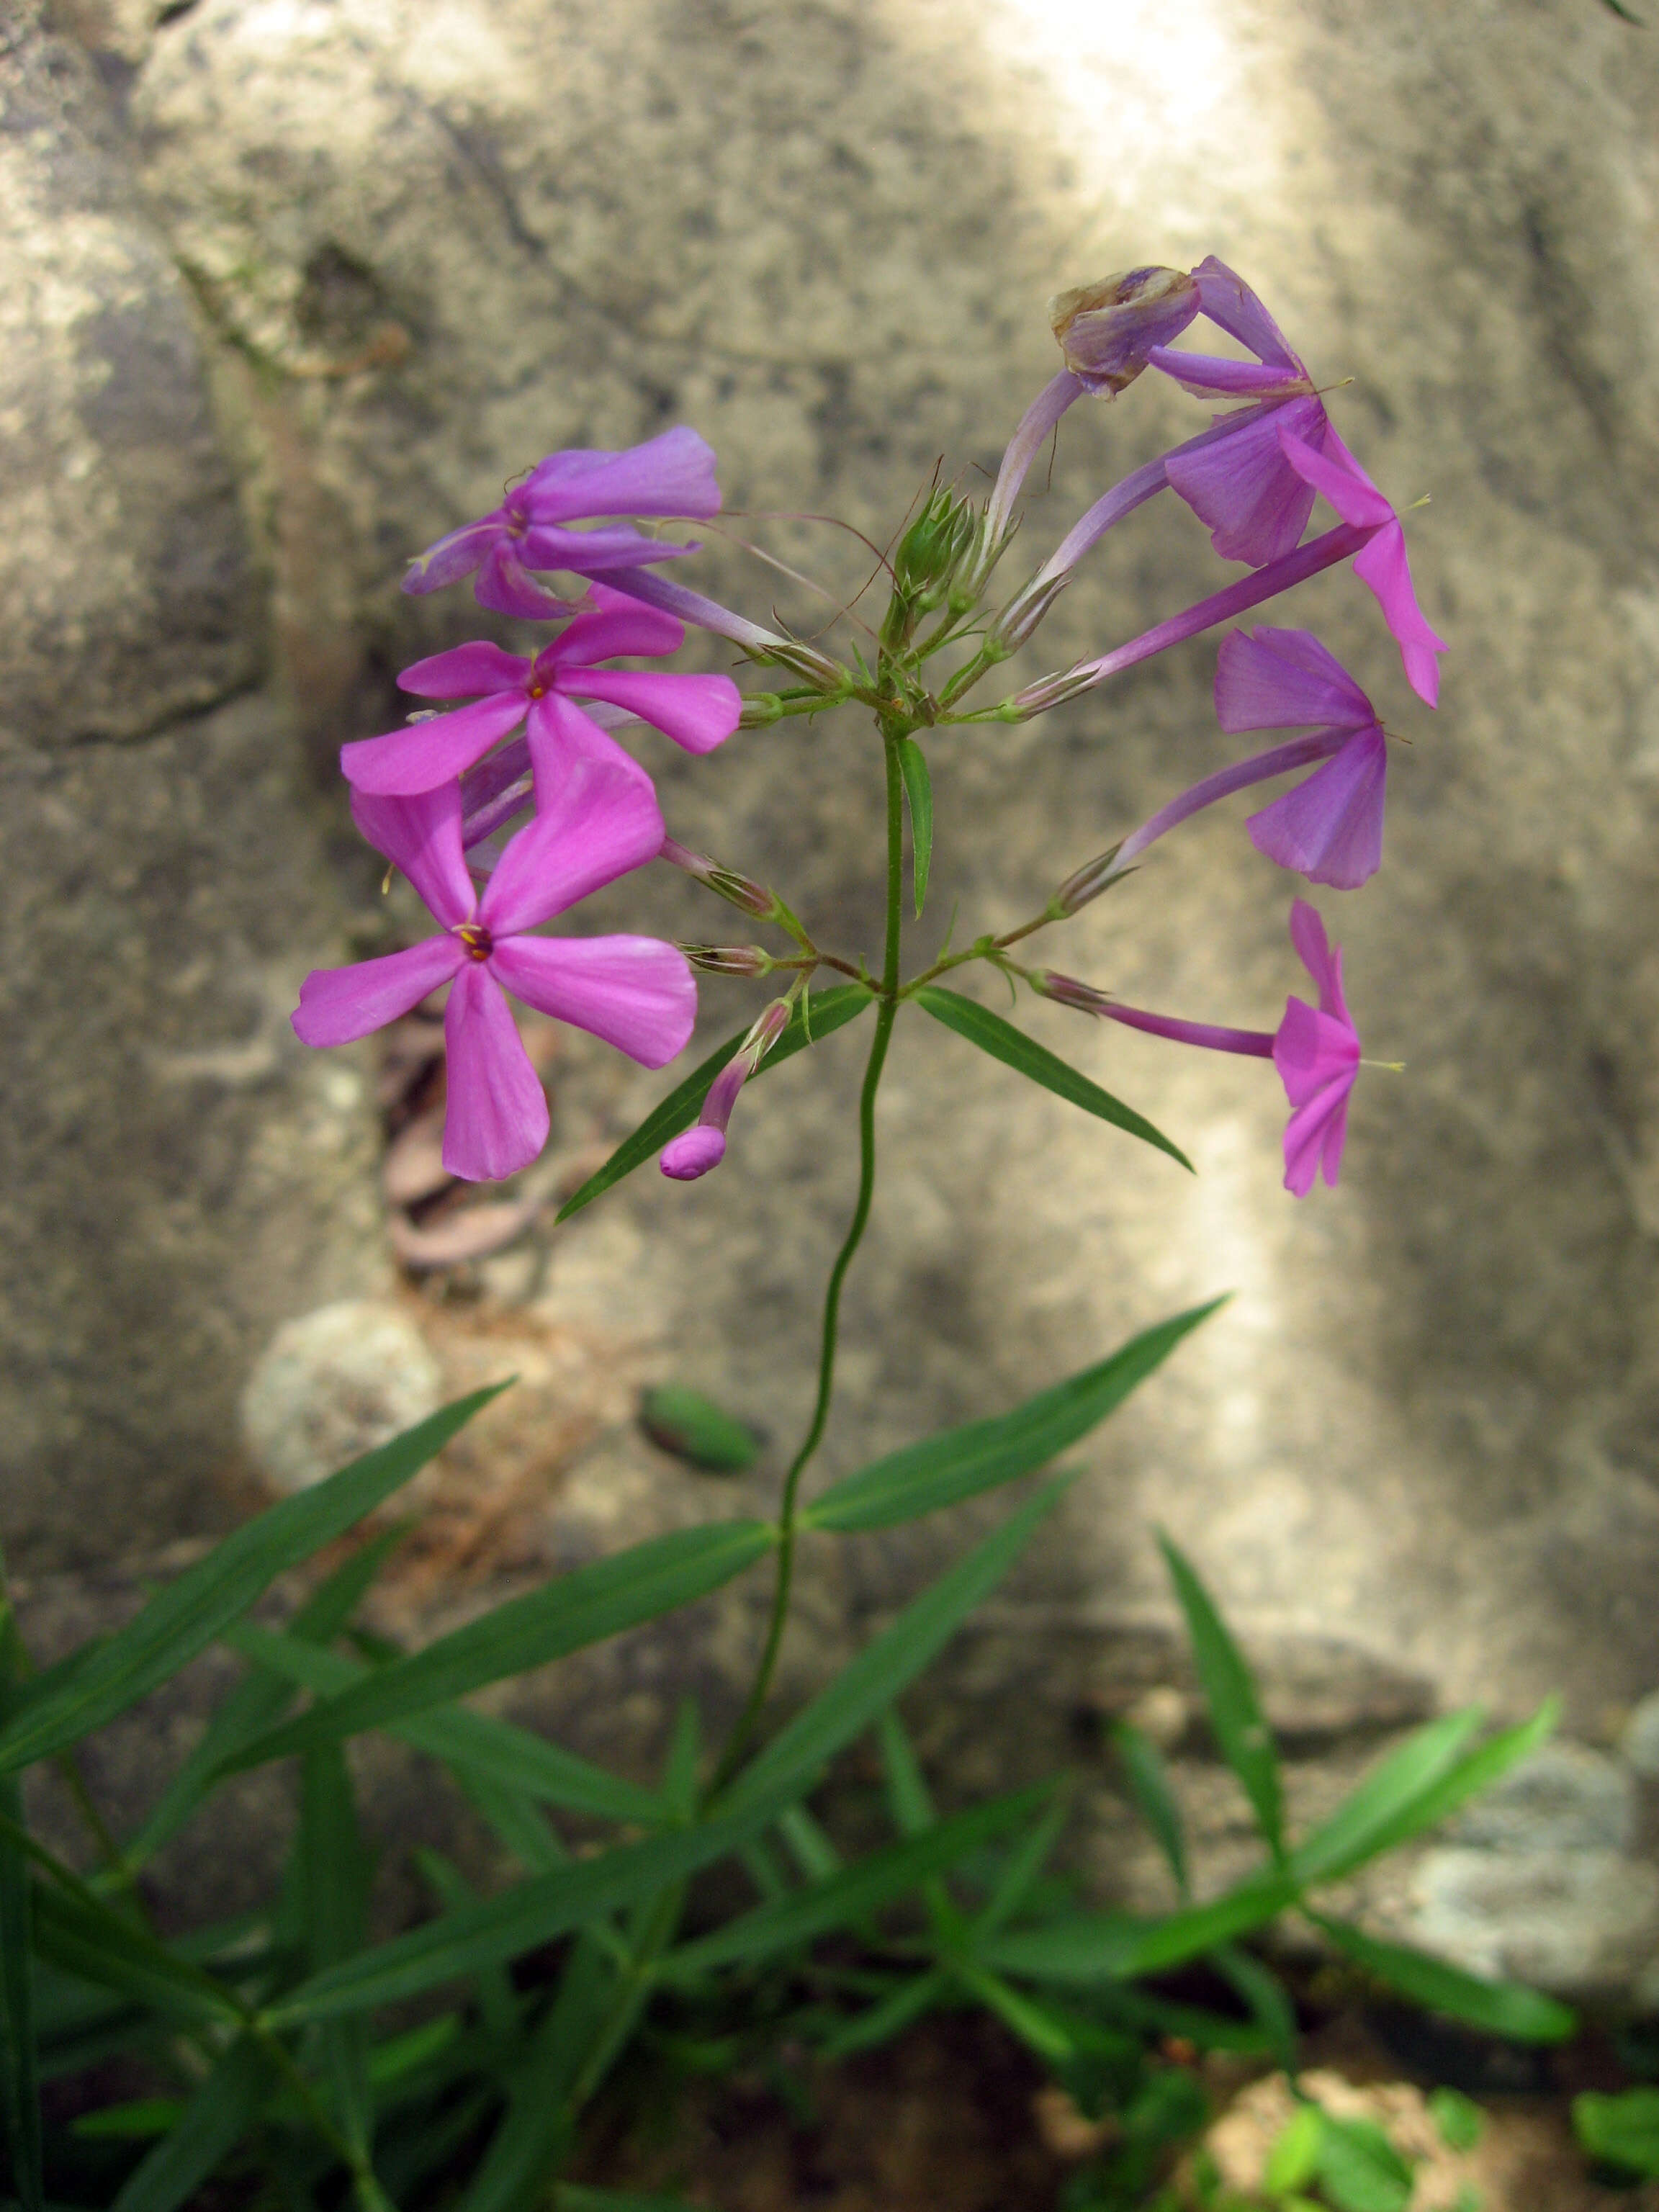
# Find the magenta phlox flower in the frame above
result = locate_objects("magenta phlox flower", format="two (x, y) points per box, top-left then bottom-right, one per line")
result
(1214, 627), (1388, 889)
(341, 585), (742, 799)
(1147, 257), (1328, 568)
(659, 1000), (790, 1182)
(1274, 898), (1361, 1196)
(1277, 424), (1447, 706)
(292, 766), (696, 1182)
(403, 428), (723, 619)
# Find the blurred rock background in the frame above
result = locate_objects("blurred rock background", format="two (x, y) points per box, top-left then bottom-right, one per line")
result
(6, 0), (1659, 1992)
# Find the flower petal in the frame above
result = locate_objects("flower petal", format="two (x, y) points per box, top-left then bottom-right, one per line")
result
(398, 642), (531, 699)
(523, 427), (721, 523)
(1276, 422), (1393, 529)
(660, 1126), (727, 1179)
(479, 760), (665, 937)
(1166, 397), (1325, 566)
(442, 963), (549, 1182)
(1282, 1078), (1352, 1196)
(1352, 523), (1447, 707)
(564, 667), (742, 755)
(341, 691), (529, 796)
(526, 693), (655, 799)
(490, 934), (696, 1067)
(1192, 256), (1303, 372)
(292, 935), (464, 1048)
(1285, 898), (1353, 1027)
(517, 523), (698, 575)
(403, 514), (503, 594)
(349, 784), (475, 927)
(472, 541), (588, 619)
(542, 581), (685, 666)
(1248, 727), (1387, 889)
(1215, 626), (1375, 732)
(1148, 348), (1313, 397)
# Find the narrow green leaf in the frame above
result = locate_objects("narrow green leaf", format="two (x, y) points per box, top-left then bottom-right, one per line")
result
(416, 1856), (518, 2040)
(1574, 2088), (1659, 2178)
(71, 2099), (187, 2142)
(455, 1941), (612, 2212)
(1213, 1943), (1295, 2073)
(1114, 1719), (1190, 1899)
(723, 1481), (1071, 1820)
(1428, 2087), (1483, 2153)
(806, 1304), (1220, 1534)
(454, 1772), (567, 1876)
(109, 2036), (264, 2212)
(0, 1779), (40, 2212)
(660, 1699), (702, 1824)
(129, 1527), (410, 1870)
(817, 1967), (948, 2059)
(222, 1622), (665, 1827)
(1310, 1915), (1575, 2044)
(265, 1811), (772, 2026)
(968, 1797), (1069, 1940)
(0, 1390), (504, 1776)
(1265, 2103), (1323, 2195)
(896, 737), (933, 917)
(555, 2189), (698, 2212)
(1315, 2112), (1414, 2212)
(953, 1960), (1076, 2063)
(557, 986), (874, 1222)
(1157, 1532), (1282, 1860)
(30, 1874), (238, 2031)
(980, 1872), (1297, 1984)
(657, 1786), (1051, 1981)
(776, 1804), (842, 1884)
(876, 1710), (934, 1837)
(1286, 1708), (1486, 1890)
(913, 987), (1192, 1169)
(299, 1746), (373, 2154)
(639, 1388), (759, 1473)
(219, 1521), (775, 1773)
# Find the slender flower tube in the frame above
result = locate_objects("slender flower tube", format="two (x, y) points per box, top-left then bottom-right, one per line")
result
(1039, 899), (1362, 1195)
(292, 766), (696, 1181)
(403, 428), (722, 619)
(602, 566), (844, 689)
(660, 999), (791, 1181)
(341, 585), (741, 799)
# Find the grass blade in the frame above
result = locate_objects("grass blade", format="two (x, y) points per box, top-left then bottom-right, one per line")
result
(557, 986), (873, 1222)
(913, 988), (1192, 1169)
(1311, 1913), (1576, 2044)
(0, 1779), (40, 2212)
(1113, 1719), (1190, 1899)
(298, 1747), (373, 2154)
(896, 737), (933, 917)
(981, 1872), (1298, 1984)
(1286, 1708), (1487, 1889)
(722, 1480), (1072, 1820)
(109, 2036), (265, 2212)
(1157, 1532), (1283, 1861)
(0, 1390), (505, 1776)
(806, 1303), (1221, 1534)
(218, 1521), (774, 1773)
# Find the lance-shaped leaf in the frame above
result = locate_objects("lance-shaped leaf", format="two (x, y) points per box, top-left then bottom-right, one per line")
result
(805, 1303), (1220, 1532)
(0, 1779), (40, 2212)
(912, 987), (1191, 1168)
(298, 1746), (374, 2155)
(216, 1521), (775, 1773)
(0, 1388), (506, 1776)
(979, 1874), (1297, 1984)
(1285, 1707), (1487, 1889)
(1113, 1719), (1190, 1899)
(108, 2036), (266, 2212)
(1310, 1914), (1576, 2044)
(896, 737), (934, 917)
(721, 1480), (1072, 1821)
(557, 985), (874, 1221)
(1157, 1532), (1282, 1861)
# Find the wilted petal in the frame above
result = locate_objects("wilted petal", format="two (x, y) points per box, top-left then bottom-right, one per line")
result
(524, 426), (721, 523)
(1287, 896), (1352, 1025)
(443, 963), (550, 1182)
(293, 935), (464, 1047)
(1276, 422), (1393, 529)
(1249, 727), (1387, 888)
(1192, 256), (1303, 372)
(403, 514), (503, 595)
(341, 691), (529, 796)
(1352, 524), (1446, 707)
(489, 935), (697, 1066)
(398, 641), (531, 699)
(350, 783), (475, 927)
(1216, 626), (1375, 732)
(473, 541), (588, 619)
(1048, 266), (1200, 395)
(566, 667), (742, 755)
(1166, 396), (1325, 566)
(480, 761), (665, 936)
(660, 1126), (727, 1180)
(526, 693), (654, 799)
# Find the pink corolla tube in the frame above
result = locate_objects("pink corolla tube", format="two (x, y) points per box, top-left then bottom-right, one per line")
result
(660, 1002), (791, 1182)
(292, 765), (696, 1182)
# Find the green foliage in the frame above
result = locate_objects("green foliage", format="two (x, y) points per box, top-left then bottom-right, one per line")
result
(1429, 2086), (1483, 2153)
(556, 985), (874, 1221)
(895, 737), (934, 916)
(1157, 1532), (1283, 1859)
(638, 1386), (760, 1473)
(1573, 2086), (1659, 2177)
(913, 986), (1193, 1167)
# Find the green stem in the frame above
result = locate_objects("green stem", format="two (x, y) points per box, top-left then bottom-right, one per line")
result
(709, 731), (907, 1795)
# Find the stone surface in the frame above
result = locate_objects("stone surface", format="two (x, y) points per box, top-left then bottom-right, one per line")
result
(9, 0), (1659, 1997)
(1406, 1845), (1659, 1997)
(1624, 1690), (1659, 1779)
(240, 1298), (443, 1493)
(1445, 1741), (1640, 1855)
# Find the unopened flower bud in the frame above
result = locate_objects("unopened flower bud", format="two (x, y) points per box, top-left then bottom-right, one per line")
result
(1007, 662), (1097, 719)
(739, 693), (785, 728)
(1036, 970), (1114, 1016)
(989, 570), (1071, 656)
(750, 637), (845, 692)
(1048, 266), (1199, 397)
(1051, 843), (1125, 915)
(659, 837), (775, 919)
(660, 999), (791, 1183)
(680, 943), (773, 977)
(894, 487), (976, 603)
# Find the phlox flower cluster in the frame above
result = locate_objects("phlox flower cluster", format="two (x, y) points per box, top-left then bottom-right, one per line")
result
(292, 254), (1441, 1200)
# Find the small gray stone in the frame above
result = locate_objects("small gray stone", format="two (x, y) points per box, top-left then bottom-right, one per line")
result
(1622, 1691), (1659, 1780)
(240, 1301), (441, 1496)
(1444, 1740), (1639, 1854)
(1406, 1846), (1659, 1997)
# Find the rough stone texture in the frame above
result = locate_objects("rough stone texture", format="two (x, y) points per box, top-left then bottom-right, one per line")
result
(240, 1298), (444, 1493)
(1406, 1845), (1659, 1998)
(9, 0), (1659, 1992)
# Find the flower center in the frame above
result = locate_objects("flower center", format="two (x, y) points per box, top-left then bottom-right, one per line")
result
(527, 681), (547, 698)
(455, 922), (493, 962)
(504, 505), (527, 539)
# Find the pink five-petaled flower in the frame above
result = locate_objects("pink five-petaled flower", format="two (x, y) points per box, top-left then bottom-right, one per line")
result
(401, 428), (722, 621)
(1277, 423), (1447, 707)
(292, 765), (696, 1182)
(1041, 898), (1363, 1197)
(1147, 256), (1331, 569)
(1218, 627), (1389, 889)
(341, 585), (742, 799)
